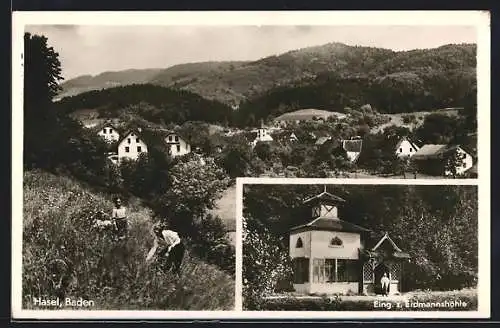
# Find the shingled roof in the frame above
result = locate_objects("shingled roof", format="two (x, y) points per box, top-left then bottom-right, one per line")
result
(342, 139), (363, 152)
(412, 144), (462, 160)
(289, 217), (371, 234)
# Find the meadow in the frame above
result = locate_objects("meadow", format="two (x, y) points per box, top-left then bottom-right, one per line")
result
(22, 170), (235, 310)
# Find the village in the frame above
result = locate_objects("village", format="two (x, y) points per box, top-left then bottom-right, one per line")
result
(88, 106), (476, 180)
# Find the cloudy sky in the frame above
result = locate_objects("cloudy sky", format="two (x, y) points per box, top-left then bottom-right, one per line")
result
(25, 25), (477, 80)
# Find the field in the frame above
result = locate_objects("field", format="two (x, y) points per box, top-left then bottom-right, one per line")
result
(371, 109), (461, 133)
(251, 289), (477, 311)
(22, 170), (235, 310)
(274, 108), (347, 122)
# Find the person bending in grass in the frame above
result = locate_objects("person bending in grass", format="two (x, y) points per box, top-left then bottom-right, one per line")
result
(146, 222), (185, 275)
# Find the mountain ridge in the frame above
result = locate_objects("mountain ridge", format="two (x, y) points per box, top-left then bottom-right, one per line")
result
(58, 42), (476, 106)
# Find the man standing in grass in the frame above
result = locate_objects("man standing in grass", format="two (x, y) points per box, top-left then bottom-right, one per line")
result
(111, 197), (128, 240)
(146, 222), (185, 275)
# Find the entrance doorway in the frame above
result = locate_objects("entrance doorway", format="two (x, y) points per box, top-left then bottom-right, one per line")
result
(374, 263), (390, 295)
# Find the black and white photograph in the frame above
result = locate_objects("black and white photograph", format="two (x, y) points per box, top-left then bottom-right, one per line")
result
(11, 10), (490, 319)
(242, 182), (480, 312)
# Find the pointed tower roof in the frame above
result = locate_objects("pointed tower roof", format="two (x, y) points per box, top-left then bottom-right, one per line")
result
(302, 188), (346, 206)
(290, 187), (370, 234)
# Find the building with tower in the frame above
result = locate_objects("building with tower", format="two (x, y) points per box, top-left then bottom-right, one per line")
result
(289, 188), (410, 295)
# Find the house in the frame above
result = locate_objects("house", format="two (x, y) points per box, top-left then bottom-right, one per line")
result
(289, 133), (299, 143)
(164, 132), (191, 158)
(341, 138), (363, 163)
(289, 189), (410, 295)
(250, 124), (274, 147)
(411, 144), (474, 176)
(97, 122), (120, 143)
(394, 136), (420, 158)
(117, 130), (148, 163)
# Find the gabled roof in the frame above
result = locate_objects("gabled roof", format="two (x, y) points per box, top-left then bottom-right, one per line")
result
(394, 136), (419, 152)
(342, 139), (363, 152)
(117, 129), (144, 145)
(371, 232), (402, 252)
(361, 232), (410, 259)
(302, 191), (346, 205)
(289, 217), (371, 234)
(412, 144), (467, 160)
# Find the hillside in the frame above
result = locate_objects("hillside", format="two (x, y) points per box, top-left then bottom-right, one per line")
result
(56, 84), (234, 125)
(23, 170), (235, 310)
(58, 68), (164, 99)
(59, 42), (476, 107)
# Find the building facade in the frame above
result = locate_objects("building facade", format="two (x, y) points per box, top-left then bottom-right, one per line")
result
(97, 123), (120, 143)
(164, 133), (191, 158)
(117, 130), (148, 162)
(289, 190), (410, 295)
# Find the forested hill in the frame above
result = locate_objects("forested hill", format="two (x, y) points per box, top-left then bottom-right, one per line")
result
(235, 44), (476, 125)
(59, 68), (164, 98)
(59, 42), (476, 106)
(55, 84), (234, 125)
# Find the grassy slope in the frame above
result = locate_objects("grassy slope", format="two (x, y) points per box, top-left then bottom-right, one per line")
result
(210, 185), (237, 232)
(23, 170), (234, 310)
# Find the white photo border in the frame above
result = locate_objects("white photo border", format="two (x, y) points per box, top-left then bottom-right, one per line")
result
(12, 10), (490, 320)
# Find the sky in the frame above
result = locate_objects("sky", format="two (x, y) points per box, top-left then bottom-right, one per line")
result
(25, 25), (477, 80)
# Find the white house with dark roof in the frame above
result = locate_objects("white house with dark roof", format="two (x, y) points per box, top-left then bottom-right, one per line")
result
(394, 136), (420, 158)
(117, 130), (148, 163)
(289, 188), (410, 295)
(250, 124), (274, 147)
(97, 122), (120, 143)
(412, 144), (473, 176)
(164, 132), (191, 158)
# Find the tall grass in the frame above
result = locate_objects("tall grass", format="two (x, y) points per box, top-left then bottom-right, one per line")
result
(22, 170), (235, 310)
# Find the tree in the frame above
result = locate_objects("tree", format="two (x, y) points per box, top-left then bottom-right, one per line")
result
(152, 156), (229, 235)
(24, 33), (64, 168)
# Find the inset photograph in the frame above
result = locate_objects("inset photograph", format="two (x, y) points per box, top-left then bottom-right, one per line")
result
(242, 183), (478, 311)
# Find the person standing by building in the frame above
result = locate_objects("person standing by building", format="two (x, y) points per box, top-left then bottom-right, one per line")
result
(381, 272), (390, 296)
(146, 223), (185, 275)
(111, 197), (128, 240)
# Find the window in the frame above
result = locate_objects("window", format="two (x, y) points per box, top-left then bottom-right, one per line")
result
(325, 259), (336, 282)
(399, 148), (403, 153)
(137, 146), (142, 152)
(292, 257), (309, 283)
(363, 262), (374, 282)
(136, 138), (139, 143)
(312, 258), (358, 283)
(330, 237), (343, 247)
(103, 128), (108, 134)
(176, 145), (181, 152)
(169, 136), (173, 142)
(410, 148), (413, 152)
(127, 138), (131, 144)
(296, 237), (303, 248)
(390, 262), (401, 282)
(110, 129), (113, 134)
(125, 146), (130, 153)
(463, 162), (467, 168)
(175, 136), (179, 142)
